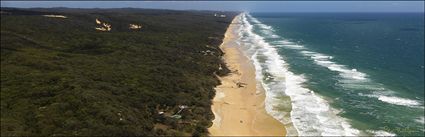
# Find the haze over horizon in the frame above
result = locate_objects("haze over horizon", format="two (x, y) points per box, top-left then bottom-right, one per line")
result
(1, 1), (424, 13)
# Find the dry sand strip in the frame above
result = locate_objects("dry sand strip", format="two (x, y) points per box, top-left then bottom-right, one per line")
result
(208, 14), (286, 136)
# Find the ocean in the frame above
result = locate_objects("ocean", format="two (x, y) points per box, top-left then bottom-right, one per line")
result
(235, 12), (424, 136)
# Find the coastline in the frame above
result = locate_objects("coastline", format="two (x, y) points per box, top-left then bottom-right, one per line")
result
(208, 14), (286, 136)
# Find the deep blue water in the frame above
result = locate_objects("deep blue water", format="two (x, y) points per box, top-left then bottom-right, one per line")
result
(243, 12), (424, 136)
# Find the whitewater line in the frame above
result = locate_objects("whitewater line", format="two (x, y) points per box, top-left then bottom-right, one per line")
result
(240, 13), (362, 136)
(246, 13), (423, 109)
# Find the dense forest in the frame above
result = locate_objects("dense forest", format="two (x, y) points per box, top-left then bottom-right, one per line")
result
(1, 7), (237, 136)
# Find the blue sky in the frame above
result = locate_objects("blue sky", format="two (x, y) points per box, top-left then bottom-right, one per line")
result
(1, 1), (424, 12)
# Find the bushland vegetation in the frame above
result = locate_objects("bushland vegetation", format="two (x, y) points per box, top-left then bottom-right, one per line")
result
(1, 7), (237, 136)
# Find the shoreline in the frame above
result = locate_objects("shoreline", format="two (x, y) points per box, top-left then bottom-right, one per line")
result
(208, 14), (286, 136)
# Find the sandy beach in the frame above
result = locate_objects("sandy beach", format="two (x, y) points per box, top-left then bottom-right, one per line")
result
(208, 14), (286, 136)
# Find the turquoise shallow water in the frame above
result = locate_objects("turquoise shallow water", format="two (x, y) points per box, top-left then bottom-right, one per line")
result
(239, 12), (424, 136)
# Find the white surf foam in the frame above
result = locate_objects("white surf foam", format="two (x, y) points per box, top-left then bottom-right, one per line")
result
(377, 96), (422, 107)
(300, 50), (368, 80)
(359, 93), (423, 108)
(245, 14), (280, 39)
(239, 13), (361, 136)
(277, 44), (305, 49)
(367, 130), (397, 136)
(276, 40), (294, 45)
(415, 116), (425, 124)
(271, 40), (306, 49)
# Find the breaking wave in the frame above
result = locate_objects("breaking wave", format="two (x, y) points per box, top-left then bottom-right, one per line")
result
(237, 13), (363, 136)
